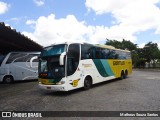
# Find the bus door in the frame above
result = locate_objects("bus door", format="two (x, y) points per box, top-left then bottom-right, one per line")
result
(66, 44), (81, 90)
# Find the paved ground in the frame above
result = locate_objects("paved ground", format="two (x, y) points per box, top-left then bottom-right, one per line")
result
(0, 70), (160, 120)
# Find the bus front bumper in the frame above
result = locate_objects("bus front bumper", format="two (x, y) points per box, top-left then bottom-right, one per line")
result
(39, 83), (67, 91)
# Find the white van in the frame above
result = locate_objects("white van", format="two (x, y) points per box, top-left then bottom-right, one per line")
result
(0, 52), (39, 83)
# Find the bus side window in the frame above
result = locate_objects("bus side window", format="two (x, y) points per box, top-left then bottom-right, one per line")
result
(115, 50), (119, 59)
(99, 48), (103, 59)
(95, 47), (102, 59)
(88, 47), (96, 59)
(127, 52), (131, 59)
(118, 51), (122, 59)
(101, 49), (105, 59)
(81, 45), (88, 59)
(81, 44), (96, 59)
(0, 54), (5, 66)
(6, 53), (26, 64)
(121, 52), (126, 59)
(14, 54), (36, 62)
(95, 48), (99, 59)
(102, 49), (108, 59)
(108, 50), (112, 59)
(115, 54), (119, 59)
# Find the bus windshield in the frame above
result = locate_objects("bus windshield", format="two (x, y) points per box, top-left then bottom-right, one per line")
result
(41, 44), (67, 57)
(0, 55), (5, 66)
(39, 44), (67, 79)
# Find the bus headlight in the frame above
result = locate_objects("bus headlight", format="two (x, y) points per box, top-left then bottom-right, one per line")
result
(56, 81), (65, 85)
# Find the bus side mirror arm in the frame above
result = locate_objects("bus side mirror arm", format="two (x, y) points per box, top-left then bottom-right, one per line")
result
(60, 52), (66, 65)
(30, 56), (38, 68)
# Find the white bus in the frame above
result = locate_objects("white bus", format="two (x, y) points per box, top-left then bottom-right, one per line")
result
(0, 52), (39, 83)
(37, 42), (132, 91)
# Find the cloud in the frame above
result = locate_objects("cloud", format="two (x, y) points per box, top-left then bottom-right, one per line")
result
(153, 40), (160, 48)
(0, 1), (10, 14)
(23, 1), (160, 47)
(138, 43), (146, 48)
(6, 17), (22, 23)
(158, 43), (160, 49)
(33, 0), (45, 6)
(26, 20), (36, 25)
(85, 0), (160, 42)
(138, 41), (160, 48)
(23, 14), (110, 46)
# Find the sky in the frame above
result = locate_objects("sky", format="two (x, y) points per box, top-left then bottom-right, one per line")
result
(0, 0), (160, 48)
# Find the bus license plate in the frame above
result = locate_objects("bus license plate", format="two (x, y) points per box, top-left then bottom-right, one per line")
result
(47, 87), (51, 90)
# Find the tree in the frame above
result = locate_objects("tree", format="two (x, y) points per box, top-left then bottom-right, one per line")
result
(143, 42), (160, 67)
(121, 39), (137, 51)
(105, 39), (122, 49)
(105, 39), (137, 51)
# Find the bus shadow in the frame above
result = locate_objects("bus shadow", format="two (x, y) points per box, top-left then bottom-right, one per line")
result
(0, 79), (38, 86)
(91, 78), (121, 89)
(40, 78), (122, 97)
(39, 88), (84, 97)
(0, 79), (38, 92)
(13, 79), (38, 84)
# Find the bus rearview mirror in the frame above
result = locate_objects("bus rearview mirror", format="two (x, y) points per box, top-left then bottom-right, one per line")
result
(60, 52), (66, 65)
(30, 56), (38, 68)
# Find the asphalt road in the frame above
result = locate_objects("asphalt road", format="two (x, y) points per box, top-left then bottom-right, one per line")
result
(0, 70), (160, 120)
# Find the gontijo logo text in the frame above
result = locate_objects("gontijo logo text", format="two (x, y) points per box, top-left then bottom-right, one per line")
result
(113, 61), (125, 66)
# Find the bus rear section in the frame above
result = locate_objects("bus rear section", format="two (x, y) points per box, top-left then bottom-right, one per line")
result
(0, 52), (40, 83)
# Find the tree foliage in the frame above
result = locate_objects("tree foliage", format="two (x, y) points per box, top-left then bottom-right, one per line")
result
(106, 39), (137, 51)
(143, 42), (160, 62)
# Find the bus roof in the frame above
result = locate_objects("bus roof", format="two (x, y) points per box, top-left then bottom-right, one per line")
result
(49, 41), (84, 47)
(96, 44), (115, 49)
(47, 42), (130, 52)
(96, 44), (130, 52)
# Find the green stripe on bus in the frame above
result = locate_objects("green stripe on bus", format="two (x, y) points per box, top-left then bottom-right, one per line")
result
(93, 59), (114, 77)
(49, 78), (62, 83)
(100, 60), (114, 76)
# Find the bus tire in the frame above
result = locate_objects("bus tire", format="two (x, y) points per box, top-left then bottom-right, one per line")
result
(84, 76), (92, 90)
(3, 75), (14, 84)
(120, 71), (125, 80)
(125, 70), (128, 78)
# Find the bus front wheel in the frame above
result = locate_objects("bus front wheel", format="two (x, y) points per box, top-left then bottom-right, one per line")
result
(84, 77), (92, 90)
(3, 76), (14, 84)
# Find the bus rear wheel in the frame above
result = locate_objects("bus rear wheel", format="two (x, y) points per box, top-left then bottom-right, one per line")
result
(120, 71), (126, 80)
(125, 70), (128, 78)
(84, 77), (92, 90)
(3, 76), (14, 84)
